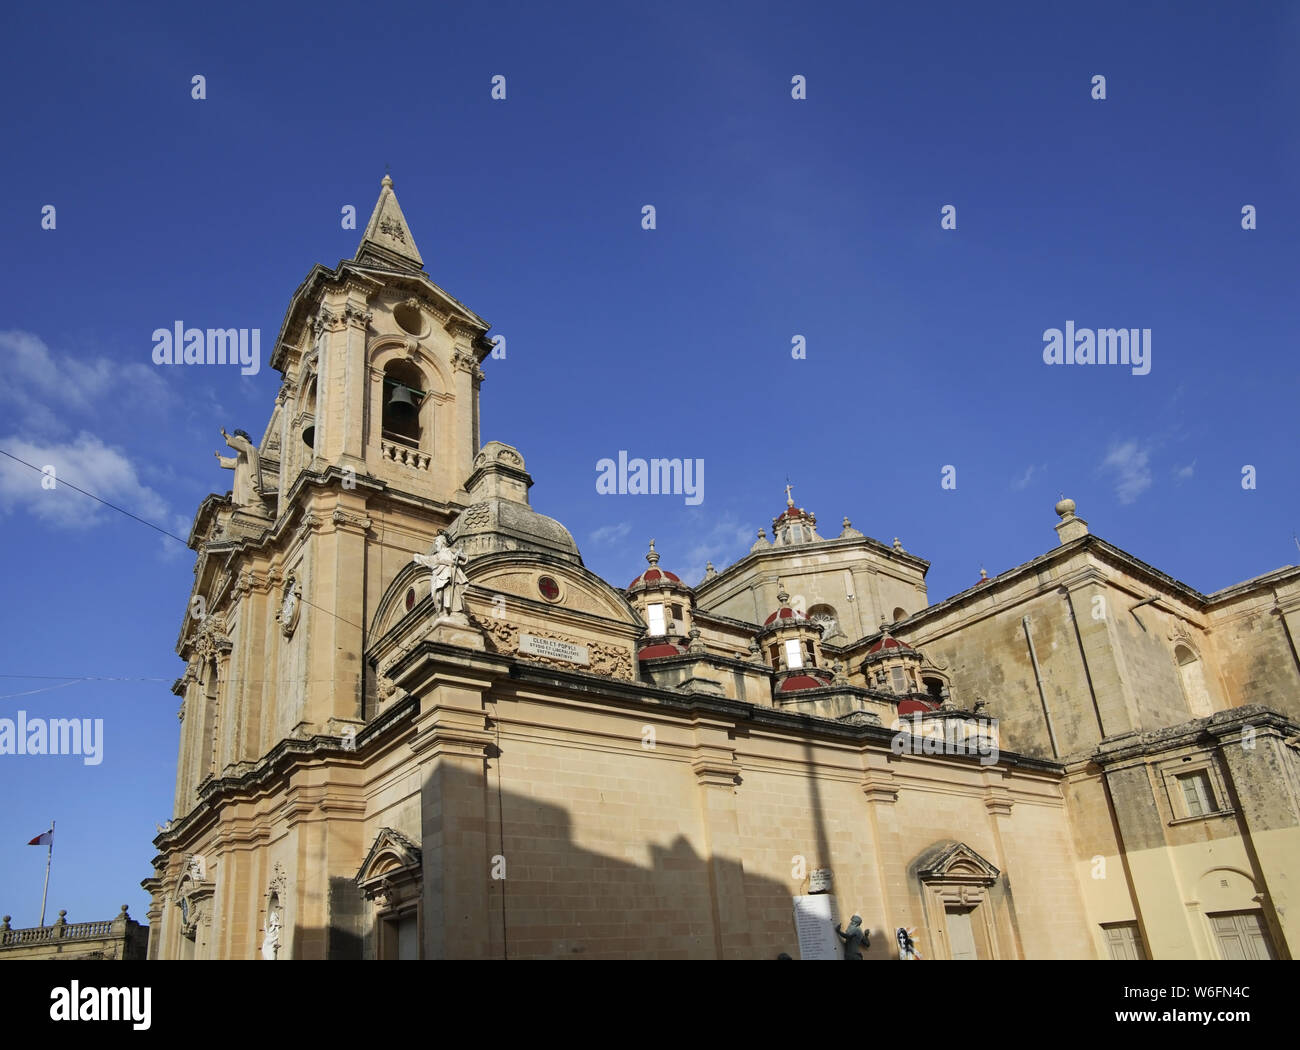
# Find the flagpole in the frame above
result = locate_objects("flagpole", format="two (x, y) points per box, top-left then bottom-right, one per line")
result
(39, 820), (53, 928)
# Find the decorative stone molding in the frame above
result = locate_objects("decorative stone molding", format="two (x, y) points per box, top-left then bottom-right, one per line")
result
(451, 348), (483, 378)
(311, 308), (340, 335)
(692, 757), (740, 787)
(381, 440), (431, 471)
(464, 613), (634, 680)
(192, 617), (232, 662)
(293, 512), (323, 547)
(355, 828), (422, 912)
(331, 509), (373, 534)
(861, 769), (899, 804)
(984, 787), (1014, 817)
(341, 303), (373, 330)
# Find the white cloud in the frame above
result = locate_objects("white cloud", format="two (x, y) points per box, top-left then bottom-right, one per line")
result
(1101, 440), (1153, 504)
(0, 432), (171, 531)
(1174, 460), (1196, 480)
(589, 521), (633, 545)
(1011, 463), (1047, 491)
(0, 329), (172, 435)
(679, 516), (756, 584)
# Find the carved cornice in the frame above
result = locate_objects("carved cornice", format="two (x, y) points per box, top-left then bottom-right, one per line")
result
(292, 512), (323, 548)
(984, 786), (1014, 817)
(861, 768), (900, 804)
(331, 508), (373, 534)
(341, 303), (374, 330)
(692, 757), (740, 787)
(451, 348), (479, 375)
(408, 721), (495, 759)
(311, 308), (340, 336)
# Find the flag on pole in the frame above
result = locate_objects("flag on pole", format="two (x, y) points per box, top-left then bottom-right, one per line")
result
(28, 830), (53, 846)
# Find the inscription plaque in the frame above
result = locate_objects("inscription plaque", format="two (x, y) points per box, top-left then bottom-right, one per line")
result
(519, 633), (590, 665)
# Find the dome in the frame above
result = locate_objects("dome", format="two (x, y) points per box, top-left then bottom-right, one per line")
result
(770, 486), (821, 546)
(446, 497), (581, 564)
(627, 540), (692, 594)
(761, 581), (812, 627)
(776, 670), (833, 693)
(863, 623), (920, 664)
(638, 641), (687, 660)
(866, 634), (913, 655)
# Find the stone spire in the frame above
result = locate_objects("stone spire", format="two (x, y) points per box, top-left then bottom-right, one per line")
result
(355, 173), (424, 272)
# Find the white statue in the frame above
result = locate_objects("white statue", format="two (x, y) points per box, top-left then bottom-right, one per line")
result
(413, 534), (469, 616)
(215, 428), (263, 508)
(261, 908), (281, 960)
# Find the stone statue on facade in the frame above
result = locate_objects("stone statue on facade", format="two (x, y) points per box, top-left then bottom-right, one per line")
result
(835, 915), (870, 960)
(261, 908), (281, 960)
(215, 427), (263, 508)
(414, 533), (469, 617)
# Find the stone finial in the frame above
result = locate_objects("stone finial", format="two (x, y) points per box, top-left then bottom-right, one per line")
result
(1053, 495), (1089, 544)
(748, 638), (762, 661)
(979, 566), (988, 581)
(785, 482), (795, 508)
(893, 537), (903, 551)
(777, 580), (790, 606)
(705, 561), (717, 579)
(646, 539), (659, 566)
(751, 528), (770, 552)
(688, 627), (705, 653)
(1, 916), (10, 931)
(119, 904), (130, 916)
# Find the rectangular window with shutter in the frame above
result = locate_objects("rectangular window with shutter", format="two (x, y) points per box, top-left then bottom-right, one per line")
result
(1178, 771), (1217, 817)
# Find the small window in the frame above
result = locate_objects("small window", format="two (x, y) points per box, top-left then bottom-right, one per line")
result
(671, 603), (683, 622)
(891, 666), (907, 693)
(892, 607), (907, 621)
(769, 644), (780, 667)
(1178, 771), (1218, 818)
(804, 641), (816, 666)
(785, 639), (804, 670)
(647, 603), (666, 636)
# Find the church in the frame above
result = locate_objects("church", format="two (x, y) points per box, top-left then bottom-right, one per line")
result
(143, 176), (1300, 960)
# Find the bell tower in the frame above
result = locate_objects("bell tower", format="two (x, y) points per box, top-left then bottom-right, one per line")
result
(159, 177), (498, 960)
(269, 174), (491, 505)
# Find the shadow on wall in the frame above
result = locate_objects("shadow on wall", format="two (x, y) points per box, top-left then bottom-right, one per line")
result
(319, 762), (870, 960)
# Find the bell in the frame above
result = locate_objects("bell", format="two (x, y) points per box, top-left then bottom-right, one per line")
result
(386, 384), (418, 420)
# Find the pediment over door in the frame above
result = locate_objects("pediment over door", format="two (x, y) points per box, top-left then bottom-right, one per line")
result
(913, 840), (1000, 886)
(355, 828), (422, 909)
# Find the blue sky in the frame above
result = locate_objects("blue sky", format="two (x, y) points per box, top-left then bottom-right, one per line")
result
(0, 1), (1296, 925)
